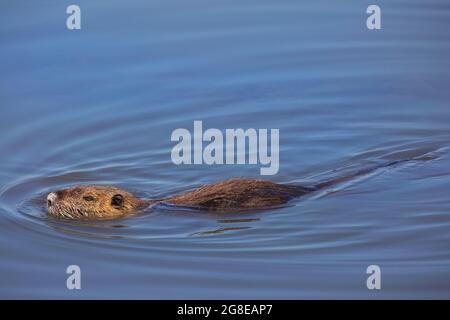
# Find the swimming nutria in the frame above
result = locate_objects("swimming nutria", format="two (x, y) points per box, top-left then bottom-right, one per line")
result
(46, 178), (315, 220)
(46, 156), (434, 220)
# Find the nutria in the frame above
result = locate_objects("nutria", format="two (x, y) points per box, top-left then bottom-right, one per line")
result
(46, 178), (315, 220)
(46, 155), (434, 220)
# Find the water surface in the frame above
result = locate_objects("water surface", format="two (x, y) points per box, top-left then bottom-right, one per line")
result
(1, 0), (450, 298)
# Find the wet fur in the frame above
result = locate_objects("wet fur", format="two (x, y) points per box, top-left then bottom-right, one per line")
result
(167, 178), (314, 209)
(47, 185), (147, 220)
(47, 179), (314, 220)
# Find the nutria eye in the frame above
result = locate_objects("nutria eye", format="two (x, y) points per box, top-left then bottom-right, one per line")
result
(83, 196), (94, 202)
(111, 194), (124, 207)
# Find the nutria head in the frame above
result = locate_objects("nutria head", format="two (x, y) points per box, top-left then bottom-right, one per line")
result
(46, 185), (148, 220)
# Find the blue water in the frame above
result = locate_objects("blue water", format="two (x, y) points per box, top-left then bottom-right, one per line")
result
(1, 0), (450, 298)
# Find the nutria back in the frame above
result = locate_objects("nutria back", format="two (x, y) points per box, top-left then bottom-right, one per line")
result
(167, 178), (313, 210)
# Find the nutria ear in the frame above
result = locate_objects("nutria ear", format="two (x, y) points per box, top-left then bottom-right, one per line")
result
(111, 194), (124, 207)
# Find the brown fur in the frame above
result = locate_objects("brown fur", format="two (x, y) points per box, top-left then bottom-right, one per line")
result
(47, 178), (313, 220)
(167, 178), (312, 209)
(47, 185), (148, 220)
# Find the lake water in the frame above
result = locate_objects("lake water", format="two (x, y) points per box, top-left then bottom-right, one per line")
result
(1, 0), (450, 299)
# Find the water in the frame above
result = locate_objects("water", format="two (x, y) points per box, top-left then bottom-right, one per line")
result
(1, 0), (450, 299)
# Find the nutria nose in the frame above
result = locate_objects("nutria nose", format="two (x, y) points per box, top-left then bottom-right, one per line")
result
(47, 192), (58, 207)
